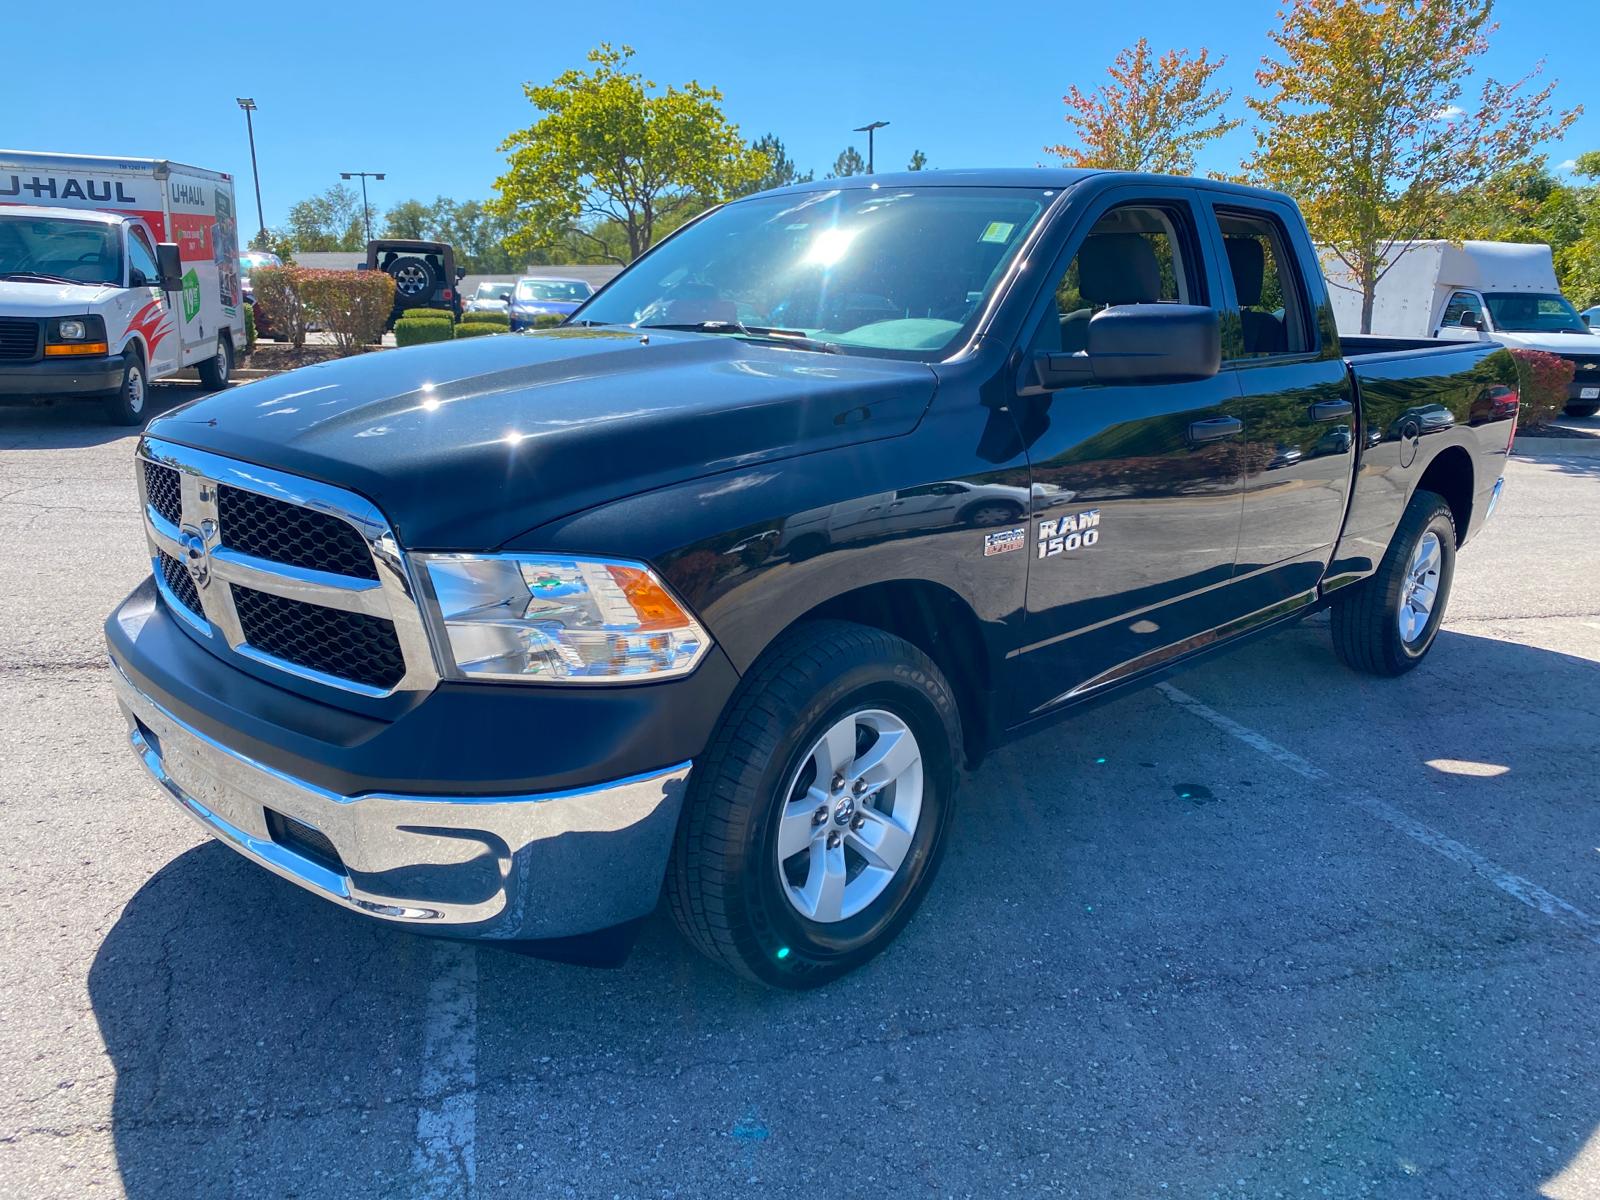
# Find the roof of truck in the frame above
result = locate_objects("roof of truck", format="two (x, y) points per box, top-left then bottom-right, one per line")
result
(754, 167), (1296, 207)
(0, 205), (127, 225)
(0, 150), (232, 182)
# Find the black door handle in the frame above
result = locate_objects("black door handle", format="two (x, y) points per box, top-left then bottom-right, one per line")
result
(1310, 398), (1354, 422)
(1188, 416), (1243, 444)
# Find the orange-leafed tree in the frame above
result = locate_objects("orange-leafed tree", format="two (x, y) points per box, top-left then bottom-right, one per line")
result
(1046, 39), (1239, 174)
(1247, 0), (1579, 332)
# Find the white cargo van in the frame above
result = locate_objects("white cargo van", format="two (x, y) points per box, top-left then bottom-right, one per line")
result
(0, 151), (243, 423)
(1320, 240), (1600, 417)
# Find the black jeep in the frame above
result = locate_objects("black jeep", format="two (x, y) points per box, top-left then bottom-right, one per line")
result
(364, 239), (466, 325)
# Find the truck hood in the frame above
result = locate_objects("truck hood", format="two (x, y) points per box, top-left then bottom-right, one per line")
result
(149, 327), (939, 549)
(0, 278), (117, 314)
(1493, 330), (1600, 353)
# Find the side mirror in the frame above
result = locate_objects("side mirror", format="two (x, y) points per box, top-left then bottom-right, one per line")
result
(1033, 304), (1220, 389)
(356, 262), (370, 271)
(155, 242), (183, 291)
(455, 266), (467, 282)
(1459, 310), (1480, 329)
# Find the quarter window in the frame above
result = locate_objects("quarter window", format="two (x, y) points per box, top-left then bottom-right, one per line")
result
(1215, 209), (1310, 357)
(1441, 291), (1487, 330)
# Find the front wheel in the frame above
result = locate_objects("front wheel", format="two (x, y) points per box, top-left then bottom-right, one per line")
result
(1330, 489), (1457, 676)
(197, 335), (232, 389)
(668, 620), (961, 988)
(103, 352), (148, 426)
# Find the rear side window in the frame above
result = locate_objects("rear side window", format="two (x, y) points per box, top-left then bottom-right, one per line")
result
(1215, 208), (1311, 357)
(1030, 202), (1205, 358)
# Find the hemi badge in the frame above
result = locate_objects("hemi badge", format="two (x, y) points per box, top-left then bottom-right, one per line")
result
(984, 527), (1025, 556)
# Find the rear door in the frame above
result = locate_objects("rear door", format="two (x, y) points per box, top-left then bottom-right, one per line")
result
(1009, 185), (1247, 720)
(1201, 197), (1355, 613)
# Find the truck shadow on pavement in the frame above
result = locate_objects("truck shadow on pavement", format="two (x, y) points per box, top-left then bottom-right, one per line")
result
(87, 626), (1600, 1198)
(0, 384), (212, 450)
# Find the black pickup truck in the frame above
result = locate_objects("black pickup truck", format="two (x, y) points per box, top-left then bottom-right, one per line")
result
(108, 169), (1516, 987)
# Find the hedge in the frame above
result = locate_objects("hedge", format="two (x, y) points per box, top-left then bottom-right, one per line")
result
(243, 301), (257, 354)
(460, 311), (510, 326)
(299, 270), (395, 351)
(251, 267), (309, 348)
(453, 322), (502, 339)
(394, 318), (455, 347)
(1508, 347), (1574, 430)
(531, 313), (565, 329)
(397, 306), (453, 323)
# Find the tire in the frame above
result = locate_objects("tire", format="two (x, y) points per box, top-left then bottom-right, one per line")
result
(1330, 489), (1457, 676)
(385, 256), (438, 300)
(197, 335), (232, 389)
(1564, 403), (1600, 418)
(104, 351), (148, 426)
(962, 501), (1023, 528)
(668, 620), (962, 988)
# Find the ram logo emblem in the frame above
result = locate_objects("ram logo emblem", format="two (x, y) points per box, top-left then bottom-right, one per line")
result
(1038, 509), (1102, 558)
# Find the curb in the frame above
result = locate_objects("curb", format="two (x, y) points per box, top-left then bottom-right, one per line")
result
(1512, 437), (1600, 458)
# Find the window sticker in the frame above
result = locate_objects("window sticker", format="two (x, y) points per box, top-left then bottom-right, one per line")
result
(979, 221), (1016, 244)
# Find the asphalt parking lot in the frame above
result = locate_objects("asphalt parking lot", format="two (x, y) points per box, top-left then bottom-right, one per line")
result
(1, 388), (1597, 1199)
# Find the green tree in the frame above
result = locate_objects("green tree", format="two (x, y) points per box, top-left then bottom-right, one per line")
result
(383, 198), (436, 240)
(432, 199), (517, 273)
(1047, 38), (1238, 173)
(1247, 0), (1580, 331)
(829, 146), (866, 178)
(284, 183), (364, 253)
(742, 133), (813, 194)
(907, 149), (928, 171)
(492, 44), (766, 265)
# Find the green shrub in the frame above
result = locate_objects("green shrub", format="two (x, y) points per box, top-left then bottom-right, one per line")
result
(395, 318), (455, 347)
(243, 301), (257, 354)
(531, 313), (566, 329)
(299, 270), (395, 351)
(251, 266), (309, 348)
(460, 310), (510, 327)
(396, 305), (453, 323)
(453, 322), (502, 339)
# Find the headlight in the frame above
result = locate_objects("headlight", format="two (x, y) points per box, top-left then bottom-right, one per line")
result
(419, 554), (711, 682)
(57, 319), (87, 340)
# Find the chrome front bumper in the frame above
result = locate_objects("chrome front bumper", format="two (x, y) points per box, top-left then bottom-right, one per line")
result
(112, 661), (691, 940)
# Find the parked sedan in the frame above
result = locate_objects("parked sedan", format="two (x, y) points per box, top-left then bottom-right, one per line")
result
(466, 281), (514, 315)
(509, 276), (594, 330)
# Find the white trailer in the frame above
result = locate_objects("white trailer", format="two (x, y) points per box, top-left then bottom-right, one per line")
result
(0, 151), (243, 423)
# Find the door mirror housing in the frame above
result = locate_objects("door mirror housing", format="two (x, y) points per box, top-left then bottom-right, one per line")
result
(1033, 304), (1221, 389)
(155, 242), (184, 291)
(455, 266), (467, 282)
(1458, 310), (1480, 329)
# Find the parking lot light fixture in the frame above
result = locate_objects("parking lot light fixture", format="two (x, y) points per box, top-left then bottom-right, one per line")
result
(235, 98), (266, 245)
(853, 121), (890, 174)
(340, 171), (386, 245)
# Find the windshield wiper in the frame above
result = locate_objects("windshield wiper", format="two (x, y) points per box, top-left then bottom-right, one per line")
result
(641, 320), (839, 353)
(0, 271), (88, 286)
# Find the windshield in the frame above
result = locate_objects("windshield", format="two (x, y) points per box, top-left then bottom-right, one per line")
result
(573, 186), (1050, 357)
(478, 283), (514, 301)
(0, 215), (122, 285)
(517, 279), (592, 302)
(1483, 291), (1590, 334)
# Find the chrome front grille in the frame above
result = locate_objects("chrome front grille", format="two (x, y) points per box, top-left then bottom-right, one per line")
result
(135, 436), (438, 697)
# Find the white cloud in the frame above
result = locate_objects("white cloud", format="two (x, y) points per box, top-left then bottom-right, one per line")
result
(1558, 158), (1578, 170)
(1431, 105), (1467, 122)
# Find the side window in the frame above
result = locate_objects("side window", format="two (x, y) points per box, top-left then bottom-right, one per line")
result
(128, 229), (160, 288)
(1029, 203), (1203, 358)
(1441, 291), (1485, 329)
(1215, 208), (1310, 357)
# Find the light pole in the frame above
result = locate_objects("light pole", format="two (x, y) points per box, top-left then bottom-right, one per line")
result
(235, 98), (266, 245)
(340, 171), (385, 245)
(853, 121), (890, 174)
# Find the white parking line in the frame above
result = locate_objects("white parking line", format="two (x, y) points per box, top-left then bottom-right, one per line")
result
(1156, 682), (1600, 947)
(412, 941), (479, 1199)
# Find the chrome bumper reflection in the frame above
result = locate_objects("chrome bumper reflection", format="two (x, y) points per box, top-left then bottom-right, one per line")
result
(112, 661), (691, 940)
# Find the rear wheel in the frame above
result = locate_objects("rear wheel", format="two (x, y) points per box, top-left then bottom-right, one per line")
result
(197, 335), (232, 389)
(103, 351), (148, 426)
(1330, 489), (1457, 676)
(668, 620), (961, 988)
(1564, 402), (1600, 418)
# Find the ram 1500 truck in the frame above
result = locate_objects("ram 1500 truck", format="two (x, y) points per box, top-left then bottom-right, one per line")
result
(106, 170), (1517, 987)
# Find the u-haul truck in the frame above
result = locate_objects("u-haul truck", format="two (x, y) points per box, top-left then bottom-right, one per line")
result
(0, 151), (243, 424)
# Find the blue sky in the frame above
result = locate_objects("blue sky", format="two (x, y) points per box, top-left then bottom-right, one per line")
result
(6, 0), (1595, 231)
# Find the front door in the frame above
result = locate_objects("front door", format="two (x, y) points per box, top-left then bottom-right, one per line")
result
(1009, 191), (1246, 722)
(124, 225), (180, 377)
